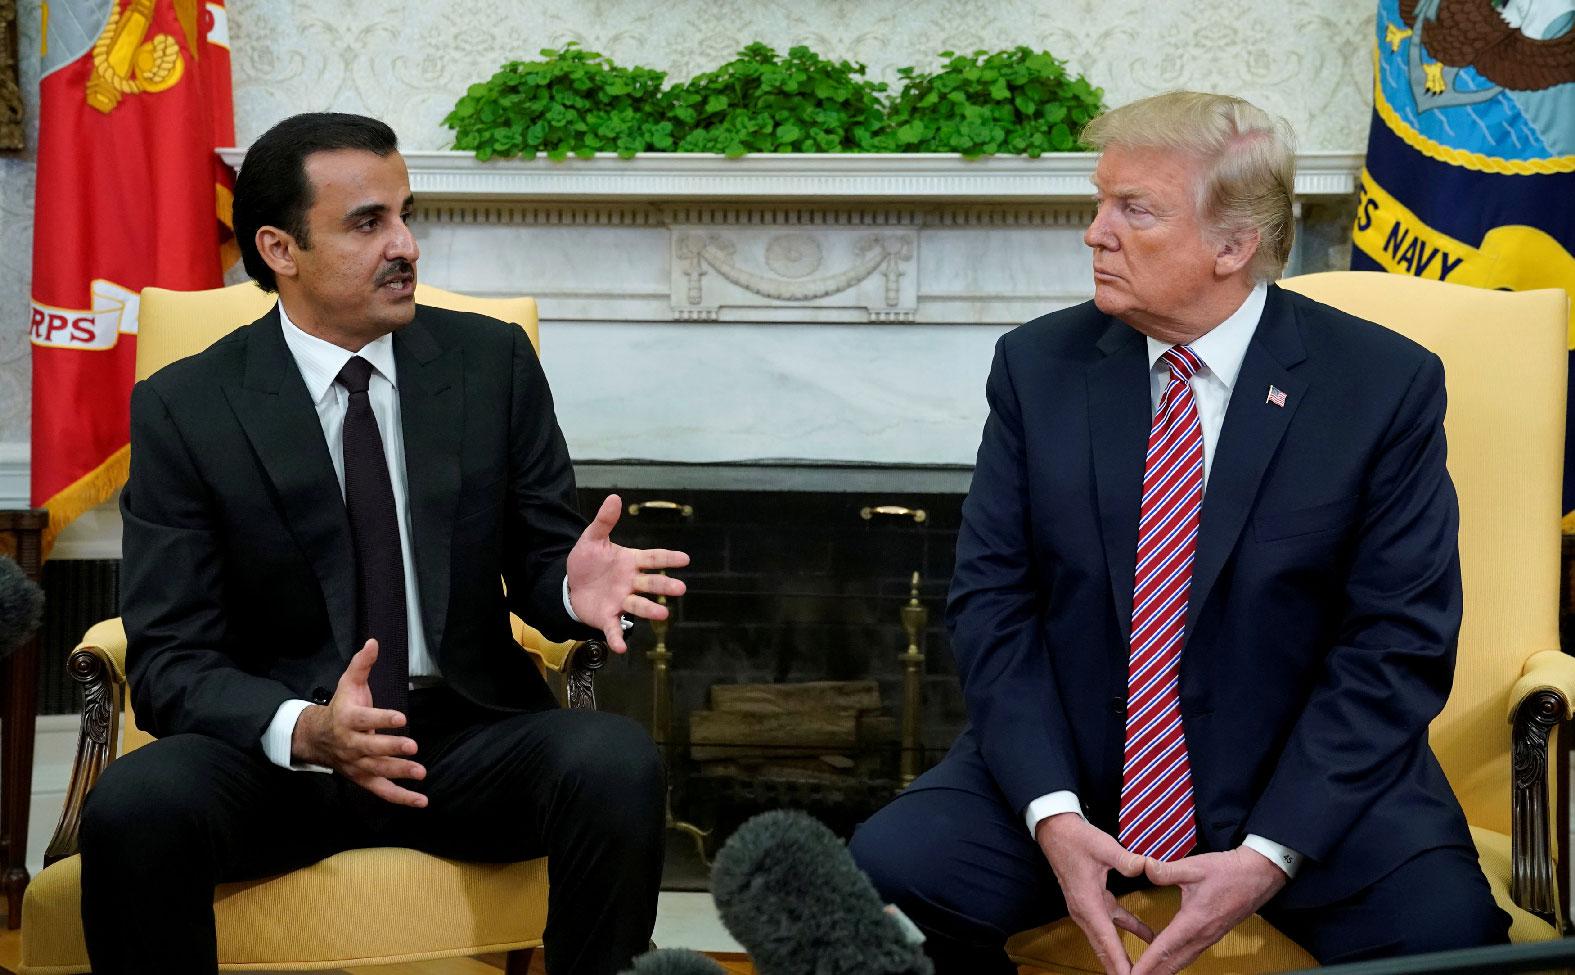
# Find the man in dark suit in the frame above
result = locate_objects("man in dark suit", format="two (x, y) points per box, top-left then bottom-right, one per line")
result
(79, 113), (687, 975)
(850, 91), (1510, 974)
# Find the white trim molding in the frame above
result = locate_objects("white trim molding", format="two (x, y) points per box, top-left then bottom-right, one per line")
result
(218, 149), (1365, 204)
(0, 442), (29, 509)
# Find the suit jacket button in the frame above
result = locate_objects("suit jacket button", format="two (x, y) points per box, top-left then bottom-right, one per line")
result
(310, 687), (330, 705)
(1110, 697), (1126, 717)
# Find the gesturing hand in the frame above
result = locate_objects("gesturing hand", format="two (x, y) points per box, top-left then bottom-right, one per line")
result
(1128, 849), (1288, 975)
(566, 494), (690, 654)
(1037, 813), (1153, 975)
(291, 639), (427, 808)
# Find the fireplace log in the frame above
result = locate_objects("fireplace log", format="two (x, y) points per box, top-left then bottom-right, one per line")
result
(689, 710), (859, 761)
(698, 758), (867, 783)
(708, 680), (882, 715)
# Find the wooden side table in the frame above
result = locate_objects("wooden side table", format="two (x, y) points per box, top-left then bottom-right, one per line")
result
(0, 509), (46, 930)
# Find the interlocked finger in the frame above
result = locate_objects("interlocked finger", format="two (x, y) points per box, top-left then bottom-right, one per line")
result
(1105, 889), (1155, 944)
(1070, 889), (1132, 975)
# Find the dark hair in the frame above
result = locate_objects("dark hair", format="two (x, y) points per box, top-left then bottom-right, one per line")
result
(232, 113), (399, 292)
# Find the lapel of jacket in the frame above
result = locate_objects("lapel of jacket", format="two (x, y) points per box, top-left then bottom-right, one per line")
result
(392, 309), (463, 658)
(1087, 319), (1152, 647)
(1186, 285), (1309, 642)
(222, 308), (358, 661)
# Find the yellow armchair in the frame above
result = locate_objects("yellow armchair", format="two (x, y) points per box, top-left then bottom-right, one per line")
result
(17, 283), (607, 974)
(1008, 272), (1573, 972)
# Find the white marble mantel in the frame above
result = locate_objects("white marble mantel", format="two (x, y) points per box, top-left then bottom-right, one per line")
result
(221, 149), (1364, 203)
(216, 150), (1363, 470)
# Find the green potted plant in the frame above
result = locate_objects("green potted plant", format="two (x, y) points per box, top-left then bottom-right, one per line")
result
(442, 43), (1105, 160)
(881, 47), (1105, 157)
(662, 43), (890, 156)
(442, 42), (673, 160)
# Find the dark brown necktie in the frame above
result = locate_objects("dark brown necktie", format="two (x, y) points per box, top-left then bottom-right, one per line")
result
(337, 355), (409, 717)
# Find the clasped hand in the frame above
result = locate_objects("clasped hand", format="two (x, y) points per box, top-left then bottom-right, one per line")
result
(1036, 814), (1288, 975)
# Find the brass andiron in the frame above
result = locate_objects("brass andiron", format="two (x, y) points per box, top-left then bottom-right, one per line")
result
(648, 587), (672, 755)
(647, 596), (712, 865)
(864, 504), (929, 787)
(630, 499), (711, 864)
(899, 572), (927, 787)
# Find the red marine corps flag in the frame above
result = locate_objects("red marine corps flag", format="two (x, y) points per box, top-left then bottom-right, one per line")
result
(29, 0), (235, 552)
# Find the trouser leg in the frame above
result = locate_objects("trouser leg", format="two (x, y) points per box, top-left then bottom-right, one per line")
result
(1264, 844), (1511, 963)
(402, 702), (666, 975)
(79, 733), (353, 975)
(850, 749), (1069, 975)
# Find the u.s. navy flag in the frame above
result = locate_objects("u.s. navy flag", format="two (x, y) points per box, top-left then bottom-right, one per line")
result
(28, 0), (235, 552)
(1352, 0), (1574, 510)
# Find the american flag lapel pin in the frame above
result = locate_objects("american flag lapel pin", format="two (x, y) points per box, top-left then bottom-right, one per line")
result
(1266, 385), (1287, 408)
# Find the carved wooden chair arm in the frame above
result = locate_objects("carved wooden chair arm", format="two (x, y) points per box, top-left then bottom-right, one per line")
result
(510, 613), (607, 711)
(43, 618), (129, 865)
(555, 638), (609, 711)
(1508, 648), (1575, 925)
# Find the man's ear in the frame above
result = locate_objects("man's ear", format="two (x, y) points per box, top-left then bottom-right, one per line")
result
(255, 226), (299, 282)
(1214, 227), (1261, 278)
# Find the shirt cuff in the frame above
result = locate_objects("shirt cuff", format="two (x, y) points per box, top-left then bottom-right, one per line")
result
(1242, 834), (1303, 877)
(1025, 791), (1085, 835)
(262, 699), (332, 773)
(562, 575), (583, 624)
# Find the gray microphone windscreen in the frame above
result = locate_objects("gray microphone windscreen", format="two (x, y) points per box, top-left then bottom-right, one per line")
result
(711, 809), (932, 975)
(0, 555), (43, 660)
(618, 947), (727, 975)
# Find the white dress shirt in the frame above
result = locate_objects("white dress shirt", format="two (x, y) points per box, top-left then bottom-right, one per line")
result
(1023, 284), (1304, 877)
(260, 302), (436, 770)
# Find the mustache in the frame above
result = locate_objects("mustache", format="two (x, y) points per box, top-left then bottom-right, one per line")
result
(375, 261), (414, 286)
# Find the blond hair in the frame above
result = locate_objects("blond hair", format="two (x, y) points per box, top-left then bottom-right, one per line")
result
(1082, 91), (1296, 282)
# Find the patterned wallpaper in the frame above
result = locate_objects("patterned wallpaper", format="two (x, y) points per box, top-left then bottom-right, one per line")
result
(228, 0), (1376, 149)
(0, 0), (1376, 446)
(0, 0), (38, 446)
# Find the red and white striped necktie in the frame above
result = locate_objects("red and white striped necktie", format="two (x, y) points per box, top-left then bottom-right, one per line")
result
(1118, 344), (1204, 862)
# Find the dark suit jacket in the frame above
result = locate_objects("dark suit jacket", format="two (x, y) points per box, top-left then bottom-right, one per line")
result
(940, 284), (1474, 908)
(121, 304), (591, 757)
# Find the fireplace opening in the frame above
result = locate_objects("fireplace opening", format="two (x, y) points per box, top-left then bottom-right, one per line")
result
(573, 474), (969, 890)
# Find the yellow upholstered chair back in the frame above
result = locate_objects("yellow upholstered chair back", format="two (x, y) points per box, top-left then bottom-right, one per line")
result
(1280, 271), (1568, 836)
(123, 283), (543, 754)
(135, 282), (540, 382)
